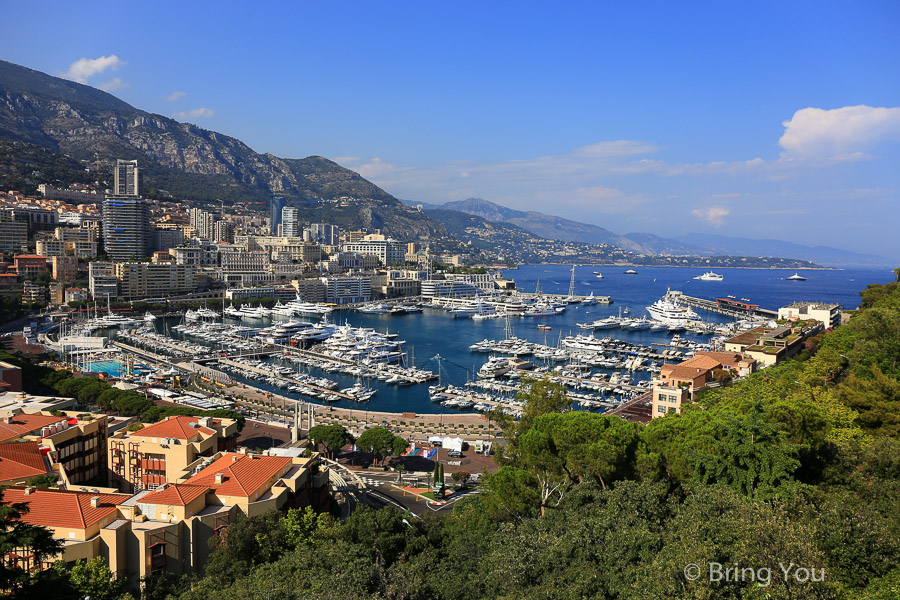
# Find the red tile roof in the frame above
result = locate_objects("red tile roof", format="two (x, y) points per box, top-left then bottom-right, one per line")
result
(132, 416), (214, 440)
(184, 453), (291, 498)
(3, 487), (128, 529)
(0, 414), (63, 443)
(0, 441), (51, 482)
(140, 483), (209, 506)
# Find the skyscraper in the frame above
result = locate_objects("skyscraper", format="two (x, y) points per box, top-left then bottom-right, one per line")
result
(104, 159), (150, 260)
(270, 197), (285, 235)
(113, 159), (140, 197)
(281, 206), (299, 237)
(103, 198), (151, 260)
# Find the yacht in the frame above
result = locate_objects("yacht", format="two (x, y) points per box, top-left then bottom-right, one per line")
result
(645, 297), (702, 325)
(359, 303), (390, 314)
(257, 321), (314, 344)
(581, 292), (600, 305)
(787, 273), (807, 281)
(595, 273), (603, 279)
(694, 271), (724, 281)
(624, 269), (638, 275)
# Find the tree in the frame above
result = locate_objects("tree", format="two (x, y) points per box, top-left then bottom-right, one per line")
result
(395, 463), (405, 482)
(355, 427), (405, 466)
(282, 506), (335, 548)
(451, 471), (470, 488)
(307, 424), (352, 459)
(66, 557), (129, 600)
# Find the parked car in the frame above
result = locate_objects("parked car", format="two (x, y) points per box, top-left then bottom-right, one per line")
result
(447, 450), (463, 458)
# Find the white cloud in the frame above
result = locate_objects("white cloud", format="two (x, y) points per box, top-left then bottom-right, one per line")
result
(352, 158), (411, 179)
(173, 107), (215, 120)
(779, 105), (900, 159)
(65, 55), (125, 84)
(691, 206), (730, 226)
(98, 78), (129, 92)
(167, 91), (186, 102)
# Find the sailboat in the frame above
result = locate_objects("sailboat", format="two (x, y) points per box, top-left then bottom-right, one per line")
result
(564, 265), (579, 303)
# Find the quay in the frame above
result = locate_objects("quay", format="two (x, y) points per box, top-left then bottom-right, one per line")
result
(666, 290), (777, 319)
(217, 357), (357, 401)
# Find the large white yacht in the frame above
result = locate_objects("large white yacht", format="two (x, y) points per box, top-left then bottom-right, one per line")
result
(694, 271), (724, 281)
(646, 297), (702, 325)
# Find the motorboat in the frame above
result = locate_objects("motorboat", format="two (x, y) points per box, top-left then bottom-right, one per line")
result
(694, 271), (724, 281)
(623, 269), (638, 274)
(645, 297), (702, 325)
(787, 273), (807, 281)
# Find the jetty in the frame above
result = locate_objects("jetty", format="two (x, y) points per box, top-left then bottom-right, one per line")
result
(666, 290), (777, 319)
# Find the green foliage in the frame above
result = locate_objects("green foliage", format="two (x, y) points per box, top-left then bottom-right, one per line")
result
(66, 557), (129, 600)
(25, 474), (58, 489)
(307, 424), (352, 459)
(355, 426), (406, 466)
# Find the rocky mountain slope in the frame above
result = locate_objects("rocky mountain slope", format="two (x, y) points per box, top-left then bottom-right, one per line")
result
(0, 59), (444, 239)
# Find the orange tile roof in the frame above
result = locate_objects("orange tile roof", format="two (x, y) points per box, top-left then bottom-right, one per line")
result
(184, 453), (291, 498)
(140, 483), (209, 506)
(0, 441), (50, 482)
(0, 414), (63, 443)
(696, 351), (751, 368)
(3, 487), (128, 529)
(132, 416), (214, 440)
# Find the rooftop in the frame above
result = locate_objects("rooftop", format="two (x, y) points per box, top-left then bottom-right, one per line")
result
(3, 487), (128, 530)
(139, 483), (209, 506)
(131, 416), (215, 440)
(184, 453), (292, 498)
(0, 441), (50, 482)
(0, 413), (62, 443)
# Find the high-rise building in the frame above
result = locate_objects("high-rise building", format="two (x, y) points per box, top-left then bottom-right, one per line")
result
(189, 207), (219, 239)
(281, 206), (299, 237)
(308, 223), (339, 245)
(102, 197), (151, 260)
(213, 220), (234, 243)
(112, 159), (140, 197)
(270, 197), (286, 235)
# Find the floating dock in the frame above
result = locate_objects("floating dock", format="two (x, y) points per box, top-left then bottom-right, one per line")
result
(666, 290), (776, 319)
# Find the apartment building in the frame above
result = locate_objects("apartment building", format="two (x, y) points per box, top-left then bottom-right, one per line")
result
(13, 255), (49, 280)
(220, 250), (270, 272)
(89, 261), (118, 301)
(651, 351), (756, 418)
(51, 255), (78, 285)
(341, 238), (405, 266)
(115, 263), (199, 300)
(778, 301), (842, 329)
(108, 415), (238, 492)
(320, 275), (371, 304)
(723, 322), (822, 368)
(0, 220), (28, 253)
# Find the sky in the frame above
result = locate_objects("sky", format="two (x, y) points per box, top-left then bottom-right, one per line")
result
(3, 1), (899, 259)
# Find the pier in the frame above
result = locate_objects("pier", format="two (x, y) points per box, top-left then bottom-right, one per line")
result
(666, 290), (776, 319)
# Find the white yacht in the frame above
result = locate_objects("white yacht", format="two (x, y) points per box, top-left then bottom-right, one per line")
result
(646, 297), (702, 325)
(787, 273), (807, 281)
(595, 273), (603, 279)
(694, 271), (724, 281)
(581, 292), (600, 305)
(623, 269), (638, 275)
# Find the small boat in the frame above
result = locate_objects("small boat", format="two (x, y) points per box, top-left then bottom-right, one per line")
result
(595, 273), (603, 279)
(623, 269), (638, 275)
(537, 325), (552, 331)
(787, 273), (807, 281)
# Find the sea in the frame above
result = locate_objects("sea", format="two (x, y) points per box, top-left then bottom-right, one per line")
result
(129, 266), (897, 416)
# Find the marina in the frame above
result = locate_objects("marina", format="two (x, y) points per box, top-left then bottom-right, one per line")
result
(39, 265), (890, 418)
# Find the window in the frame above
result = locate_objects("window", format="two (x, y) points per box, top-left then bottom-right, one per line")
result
(668, 407), (677, 413)
(657, 405), (666, 413)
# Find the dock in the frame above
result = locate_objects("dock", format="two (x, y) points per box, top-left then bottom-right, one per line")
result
(666, 290), (777, 319)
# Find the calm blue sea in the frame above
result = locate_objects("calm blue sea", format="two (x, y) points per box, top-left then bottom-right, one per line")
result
(159, 266), (895, 416)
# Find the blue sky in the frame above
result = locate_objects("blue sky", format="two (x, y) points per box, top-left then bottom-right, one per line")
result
(3, 1), (899, 259)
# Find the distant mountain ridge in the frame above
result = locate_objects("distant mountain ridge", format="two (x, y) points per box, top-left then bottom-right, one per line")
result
(405, 197), (888, 266)
(675, 233), (891, 267)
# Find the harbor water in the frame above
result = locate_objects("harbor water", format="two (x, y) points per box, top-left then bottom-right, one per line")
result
(122, 266), (896, 415)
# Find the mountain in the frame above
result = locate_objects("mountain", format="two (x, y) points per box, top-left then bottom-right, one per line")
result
(438, 198), (645, 251)
(621, 232), (709, 256)
(0, 59), (443, 239)
(676, 233), (891, 267)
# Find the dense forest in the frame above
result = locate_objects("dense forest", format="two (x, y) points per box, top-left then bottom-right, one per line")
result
(3, 274), (900, 599)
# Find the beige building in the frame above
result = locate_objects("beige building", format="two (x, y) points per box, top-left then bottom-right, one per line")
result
(652, 351), (756, 418)
(778, 301), (841, 329)
(108, 415), (238, 492)
(723, 323), (822, 368)
(115, 263), (199, 300)
(51, 255), (78, 285)
(3, 450), (328, 583)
